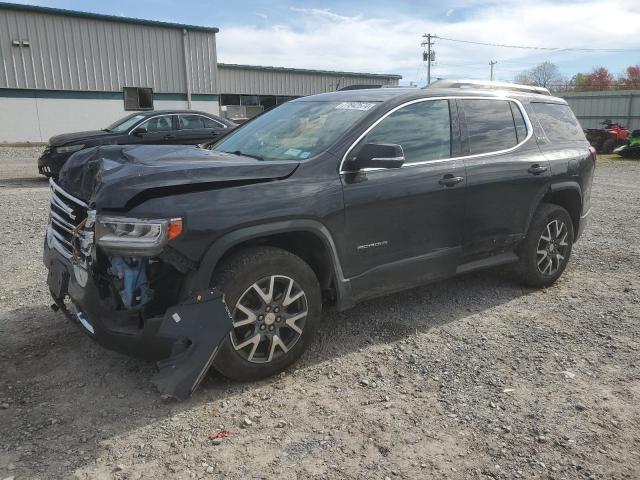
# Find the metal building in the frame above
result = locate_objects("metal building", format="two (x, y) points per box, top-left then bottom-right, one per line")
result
(0, 2), (401, 142)
(217, 63), (401, 111)
(559, 90), (640, 131)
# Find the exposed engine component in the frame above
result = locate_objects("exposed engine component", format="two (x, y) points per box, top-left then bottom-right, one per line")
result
(108, 256), (151, 309)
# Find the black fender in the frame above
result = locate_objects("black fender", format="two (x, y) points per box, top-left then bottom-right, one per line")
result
(182, 219), (355, 311)
(524, 180), (583, 239)
(548, 180), (583, 197)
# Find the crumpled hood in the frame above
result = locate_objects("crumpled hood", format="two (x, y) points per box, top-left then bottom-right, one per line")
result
(57, 145), (299, 210)
(49, 130), (115, 147)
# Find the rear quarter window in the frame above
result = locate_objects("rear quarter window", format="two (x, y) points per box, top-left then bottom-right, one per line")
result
(203, 117), (225, 129)
(531, 103), (586, 143)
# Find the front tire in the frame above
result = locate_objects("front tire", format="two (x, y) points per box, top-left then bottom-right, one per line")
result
(512, 203), (574, 288)
(211, 246), (321, 381)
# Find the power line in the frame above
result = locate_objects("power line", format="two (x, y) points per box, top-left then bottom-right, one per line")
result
(434, 35), (640, 52)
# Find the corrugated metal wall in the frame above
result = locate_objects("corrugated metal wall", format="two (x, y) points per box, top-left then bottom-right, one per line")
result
(558, 90), (640, 130)
(218, 64), (400, 96)
(0, 7), (218, 93)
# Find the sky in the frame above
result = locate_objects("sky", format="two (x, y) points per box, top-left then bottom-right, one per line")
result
(8, 0), (640, 86)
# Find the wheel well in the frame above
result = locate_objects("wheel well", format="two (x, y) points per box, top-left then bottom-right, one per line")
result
(541, 188), (581, 236)
(216, 231), (336, 301)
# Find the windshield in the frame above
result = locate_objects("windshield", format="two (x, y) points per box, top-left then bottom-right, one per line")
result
(106, 114), (146, 133)
(212, 100), (379, 161)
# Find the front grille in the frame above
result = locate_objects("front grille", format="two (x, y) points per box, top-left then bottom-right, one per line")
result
(49, 179), (88, 259)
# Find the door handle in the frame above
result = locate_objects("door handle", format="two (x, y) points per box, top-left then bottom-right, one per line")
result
(528, 164), (548, 175)
(438, 174), (465, 187)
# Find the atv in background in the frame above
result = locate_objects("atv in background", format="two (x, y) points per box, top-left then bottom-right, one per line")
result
(585, 120), (629, 153)
(614, 129), (640, 159)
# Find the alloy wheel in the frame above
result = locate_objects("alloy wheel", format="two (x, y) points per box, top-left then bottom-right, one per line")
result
(230, 275), (308, 364)
(536, 219), (569, 276)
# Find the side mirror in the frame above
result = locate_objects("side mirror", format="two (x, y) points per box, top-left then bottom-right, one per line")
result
(346, 143), (405, 171)
(132, 126), (147, 136)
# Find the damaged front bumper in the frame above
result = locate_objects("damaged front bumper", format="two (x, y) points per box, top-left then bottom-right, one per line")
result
(44, 243), (232, 400)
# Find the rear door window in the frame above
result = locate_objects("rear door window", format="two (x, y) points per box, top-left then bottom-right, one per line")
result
(141, 115), (173, 133)
(459, 99), (519, 155)
(530, 103), (586, 143)
(359, 99), (451, 163)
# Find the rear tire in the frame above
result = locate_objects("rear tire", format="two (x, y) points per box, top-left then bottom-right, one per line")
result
(211, 246), (321, 381)
(602, 138), (615, 154)
(512, 203), (574, 288)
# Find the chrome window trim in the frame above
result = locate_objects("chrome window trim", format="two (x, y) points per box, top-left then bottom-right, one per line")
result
(372, 156), (405, 162)
(177, 113), (228, 130)
(128, 114), (173, 135)
(339, 95), (533, 174)
(127, 113), (227, 135)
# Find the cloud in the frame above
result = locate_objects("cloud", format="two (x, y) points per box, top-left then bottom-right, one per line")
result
(216, 1), (640, 85)
(446, 9), (455, 16)
(289, 7), (362, 23)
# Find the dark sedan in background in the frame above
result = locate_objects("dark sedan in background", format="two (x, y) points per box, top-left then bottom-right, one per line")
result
(38, 110), (236, 177)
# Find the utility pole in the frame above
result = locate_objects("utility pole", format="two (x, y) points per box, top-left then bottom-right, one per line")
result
(421, 34), (436, 85)
(489, 60), (497, 81)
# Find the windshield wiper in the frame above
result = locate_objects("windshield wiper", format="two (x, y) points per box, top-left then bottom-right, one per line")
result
(223, 150), (264, 161)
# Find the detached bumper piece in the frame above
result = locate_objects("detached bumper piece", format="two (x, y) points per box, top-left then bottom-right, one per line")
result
(45, 245), (232, 400)
(153, 289), (232, 400)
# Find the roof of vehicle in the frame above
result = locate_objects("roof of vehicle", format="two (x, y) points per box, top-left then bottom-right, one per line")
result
(133, 110), (223, 117)
(295, 85), (567, 105)
(114, 110), (235, 128)
(429, 79), (552, 96)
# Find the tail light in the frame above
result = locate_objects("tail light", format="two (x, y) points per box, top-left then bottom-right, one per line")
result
(589, 146), (597, 163)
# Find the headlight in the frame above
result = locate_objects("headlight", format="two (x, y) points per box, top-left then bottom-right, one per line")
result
(56, 144), (85, 154)
(95, 216), (183, 255)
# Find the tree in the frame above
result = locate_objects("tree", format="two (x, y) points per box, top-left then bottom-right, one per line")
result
(513, 73), (531, 85)
(514, 61), (563, 89)
(528, 61), (563, 89)
(619, 65), (640, 89)
(582, 67), (614, 91)
(570, 73), (590, 91)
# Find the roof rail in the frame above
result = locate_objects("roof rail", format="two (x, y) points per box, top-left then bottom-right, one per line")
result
(427, 79), (551, 96)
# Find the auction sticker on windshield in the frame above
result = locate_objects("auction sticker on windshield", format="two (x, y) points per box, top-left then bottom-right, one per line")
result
(335, 102), (377, 111)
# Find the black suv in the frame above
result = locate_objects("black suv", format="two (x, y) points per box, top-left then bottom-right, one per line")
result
(37, 110), (235, 178)
(43, 83), (594, 398)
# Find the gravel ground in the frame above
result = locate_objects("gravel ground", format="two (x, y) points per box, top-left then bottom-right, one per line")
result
(0, 147), (639, 480)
